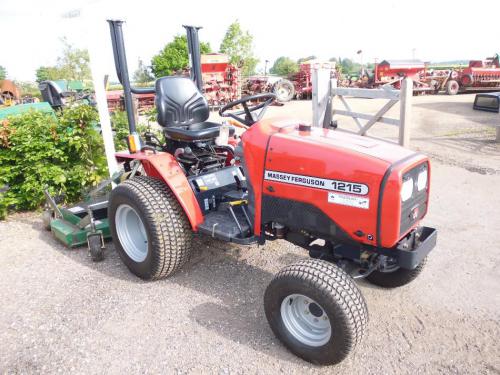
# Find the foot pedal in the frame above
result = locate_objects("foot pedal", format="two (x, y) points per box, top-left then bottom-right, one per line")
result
(224, 190), (247, 201)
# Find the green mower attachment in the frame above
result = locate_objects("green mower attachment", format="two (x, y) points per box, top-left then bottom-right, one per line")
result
(42, 171), (126, 261)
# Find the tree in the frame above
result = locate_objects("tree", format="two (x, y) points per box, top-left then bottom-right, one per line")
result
(151, 35), (211, 78)
(133, 59), (154, 83)
(340, 58), (355, 73)
(56, 38), (91, 81)
(35, 66), (61, 82)
(297, 56), (317, 64)
(35, 38), (91, 82)
(219, 21), (258, 76)
(0, 66), (6, 80)
(270, 57), (299, 76)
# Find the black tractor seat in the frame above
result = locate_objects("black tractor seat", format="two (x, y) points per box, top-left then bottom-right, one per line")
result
(164, 121), (235, 142)
(155, 76), (234, 142)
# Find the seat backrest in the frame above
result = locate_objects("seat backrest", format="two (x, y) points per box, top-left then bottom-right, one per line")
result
(39, 81), (65, 109)
(155, 76), (209, 128)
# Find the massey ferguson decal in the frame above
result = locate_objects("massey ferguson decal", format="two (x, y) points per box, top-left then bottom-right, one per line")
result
(264, 170), (369, 195)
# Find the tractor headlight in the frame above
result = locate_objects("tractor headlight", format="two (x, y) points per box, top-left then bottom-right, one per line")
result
(417, 167), (428, 191)
(401, 177), (414, 202)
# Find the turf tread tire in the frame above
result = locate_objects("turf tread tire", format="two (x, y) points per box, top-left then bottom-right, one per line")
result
(366, 257), (427, 288)
(264, 259), (368, 365)
(109, 176), (192, 280)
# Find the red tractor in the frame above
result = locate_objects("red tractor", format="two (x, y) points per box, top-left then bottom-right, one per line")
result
(106, 21), (437, 365)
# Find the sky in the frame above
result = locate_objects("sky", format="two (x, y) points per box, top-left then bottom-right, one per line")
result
(1, 0), (498, 82)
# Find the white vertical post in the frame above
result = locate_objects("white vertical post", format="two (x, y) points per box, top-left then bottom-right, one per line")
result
(312, 65), (332, 127)
(85, 11), (118, 178)
(496, 127), (500, 142)
(399, 78), (413, 147)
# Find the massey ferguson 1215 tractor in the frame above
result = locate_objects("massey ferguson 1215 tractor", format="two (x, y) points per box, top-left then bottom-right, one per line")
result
(106, 21), (437, 365)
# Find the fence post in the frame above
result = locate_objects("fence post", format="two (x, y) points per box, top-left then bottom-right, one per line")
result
(322, 78), (337, 128)
(399, 78), (413, 147)
(312, 66), (331, 127)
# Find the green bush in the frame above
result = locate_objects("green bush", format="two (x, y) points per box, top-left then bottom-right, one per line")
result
(111, 109), (161, 151)
(0, 105), (107, 219)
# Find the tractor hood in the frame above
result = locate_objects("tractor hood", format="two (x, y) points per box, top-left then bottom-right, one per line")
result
(265, 118), (415, 166)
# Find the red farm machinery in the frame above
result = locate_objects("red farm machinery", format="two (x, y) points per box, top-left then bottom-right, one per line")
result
(243, 60), (335, 102)
(442, 54), (500, 95)
(345, 54), (500, 96)
(242, 75), (295, 102)
(199, 53), (240, 108)
(343, 59), (438, 94)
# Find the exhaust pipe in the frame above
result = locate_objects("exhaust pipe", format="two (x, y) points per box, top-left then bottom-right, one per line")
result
(183, 25), (203, 92)
(107, 20), (138, 134)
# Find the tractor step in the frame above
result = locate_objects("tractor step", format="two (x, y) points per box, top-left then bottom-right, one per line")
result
(198, 207), (258, 245)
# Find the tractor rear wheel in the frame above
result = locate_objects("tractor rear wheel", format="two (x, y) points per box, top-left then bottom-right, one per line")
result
(366, 256), (427, 288)
(445, 80), (460, 95)
(109, 176), (192, 280)
(273, 79), (295, 102)
(264, 259), (368, 365)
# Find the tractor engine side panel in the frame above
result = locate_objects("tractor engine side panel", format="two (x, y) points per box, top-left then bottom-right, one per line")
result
(260, 133), (388, 246)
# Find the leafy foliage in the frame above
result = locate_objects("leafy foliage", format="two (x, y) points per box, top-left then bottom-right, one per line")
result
(133, 59), (154, 84)
(219, 21), (258, 76)
(0, 106), (107, 219)
(35, 66), (61, 83)
(14, 81), (42, 99)
(270, 57), (299, 76)
(35, 38), (91, 82)
(151, 35), (211, 77)
(297, 56), (317, 64)
(111, 109), (162, 151)
(0, 66), (7, 80)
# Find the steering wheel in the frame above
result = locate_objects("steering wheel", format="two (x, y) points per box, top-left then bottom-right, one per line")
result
(219, 93), (276, 126)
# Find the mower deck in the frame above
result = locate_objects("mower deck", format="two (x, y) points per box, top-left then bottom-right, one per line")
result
(47, 195), (111, 248)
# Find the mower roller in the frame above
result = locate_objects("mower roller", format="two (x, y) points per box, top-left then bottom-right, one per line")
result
(98, 20), (437, 365)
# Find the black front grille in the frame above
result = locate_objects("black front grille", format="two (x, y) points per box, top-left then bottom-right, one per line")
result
(261, 195), (354, 243)
(400, 162), (429, 236)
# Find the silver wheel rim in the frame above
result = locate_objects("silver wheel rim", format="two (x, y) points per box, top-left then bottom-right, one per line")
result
(277, 87), (290, 100)
(115, 204), (148, 262)
(280, 294), (331, 347)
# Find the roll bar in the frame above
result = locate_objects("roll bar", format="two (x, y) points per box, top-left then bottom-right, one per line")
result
(107, 20), (204, 135)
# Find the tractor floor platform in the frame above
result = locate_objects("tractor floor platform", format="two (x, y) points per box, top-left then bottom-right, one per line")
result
(198, 207), (257, 245)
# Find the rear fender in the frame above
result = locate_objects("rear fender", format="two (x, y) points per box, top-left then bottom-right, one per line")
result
(115, 151), (204, 230)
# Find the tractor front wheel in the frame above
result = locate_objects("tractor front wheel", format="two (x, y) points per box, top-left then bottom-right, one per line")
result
(264, 259), (368, 365)
(365, 256), (427, 288)
(109, 176), (193, 280)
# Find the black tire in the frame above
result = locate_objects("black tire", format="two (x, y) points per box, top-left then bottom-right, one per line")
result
(366, 257), (427, 288)
(273, 79), (295, 102)
(264, 259), (368, 365)
(445, 80), (460, 95)
(108, 176), (192, 280)
(88, 234), (104, 262)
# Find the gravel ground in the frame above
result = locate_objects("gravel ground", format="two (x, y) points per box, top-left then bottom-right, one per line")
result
(1, 96), (499, 374)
